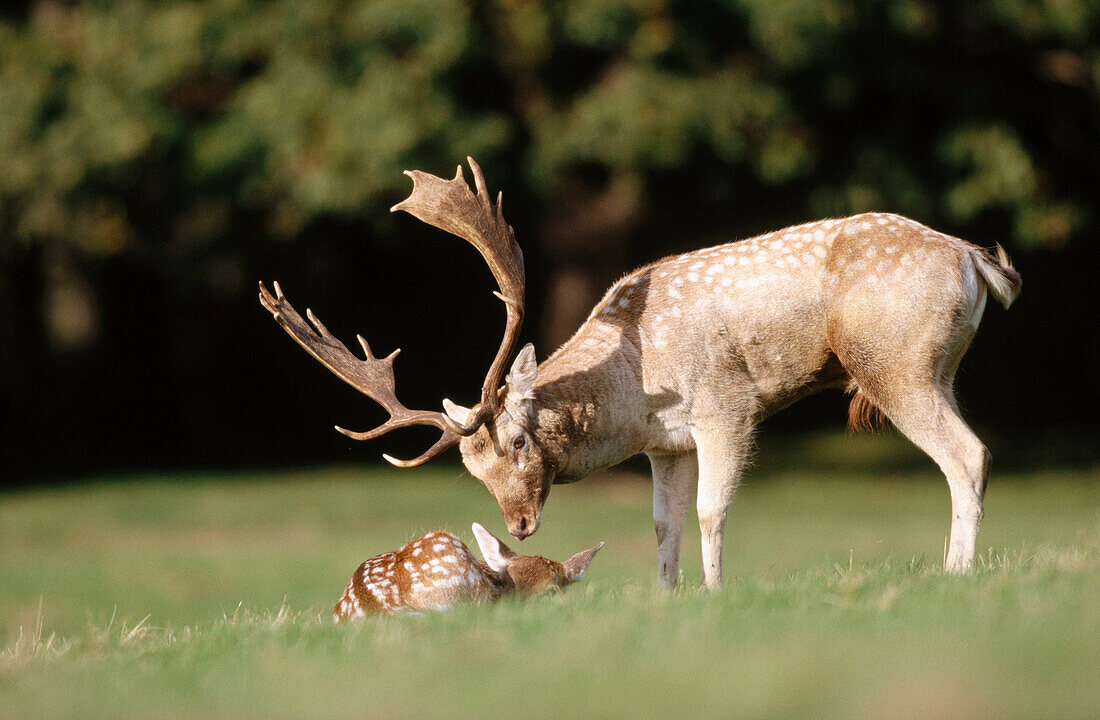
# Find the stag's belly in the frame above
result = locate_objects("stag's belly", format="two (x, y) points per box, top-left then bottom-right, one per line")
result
(637, 262), (837, 431)
(724, 295), (839, 416)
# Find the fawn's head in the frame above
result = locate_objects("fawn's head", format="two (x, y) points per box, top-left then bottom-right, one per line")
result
(471, 523), (602, 595)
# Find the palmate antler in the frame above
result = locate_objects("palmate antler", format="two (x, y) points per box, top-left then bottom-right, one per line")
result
(391, 157), (525, 431)
(259, 157), (525, 467)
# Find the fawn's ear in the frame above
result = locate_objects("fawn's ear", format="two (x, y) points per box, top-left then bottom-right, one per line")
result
(472, 522), (517, 574)
(562, 542), (604, 582)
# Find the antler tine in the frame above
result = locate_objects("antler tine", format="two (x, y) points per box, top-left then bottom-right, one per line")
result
(391, 157), (525, 433)
(259, 158), (523, 465)
(258, 281), (463, 466)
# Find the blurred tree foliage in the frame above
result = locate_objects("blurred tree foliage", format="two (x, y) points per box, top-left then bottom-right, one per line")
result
(2, 0), (1095, 263)
(0, 0), (1097, 477)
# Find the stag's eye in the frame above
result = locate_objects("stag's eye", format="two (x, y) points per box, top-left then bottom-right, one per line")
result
(512, 435), (526, 450)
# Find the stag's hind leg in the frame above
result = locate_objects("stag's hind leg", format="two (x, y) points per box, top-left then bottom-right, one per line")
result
(841, 336), (990, 571)
(648, 451), (698, 587)
(831, 240), (992, 571)
(880, 385), (991, 571)
(842, 337), (991, 572)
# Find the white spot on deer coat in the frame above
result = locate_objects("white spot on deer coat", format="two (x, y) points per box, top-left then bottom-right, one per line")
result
(433, 574), (465, 590)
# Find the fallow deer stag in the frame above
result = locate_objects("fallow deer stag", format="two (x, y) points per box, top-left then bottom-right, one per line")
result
(260, 157), (1020, 588)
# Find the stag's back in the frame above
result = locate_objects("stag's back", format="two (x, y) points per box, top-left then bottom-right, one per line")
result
(542, 213), (1019, 426)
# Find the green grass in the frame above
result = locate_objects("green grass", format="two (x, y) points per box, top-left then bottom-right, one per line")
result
(2, 432), (1098, 719)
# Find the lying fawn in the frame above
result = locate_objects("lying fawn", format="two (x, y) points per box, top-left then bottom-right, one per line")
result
(333, 523), (602, 620)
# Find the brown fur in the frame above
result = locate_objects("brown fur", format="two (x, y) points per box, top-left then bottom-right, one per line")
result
(332, 527), (601, 621)
(847, 389), (889, 432)
(502, 555), (565, 595)
(332, 531), (499, 621)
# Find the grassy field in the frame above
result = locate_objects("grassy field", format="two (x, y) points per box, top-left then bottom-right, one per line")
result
(2, 432), (1098, 719)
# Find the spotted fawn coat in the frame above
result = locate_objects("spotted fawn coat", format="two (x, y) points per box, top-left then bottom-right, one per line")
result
(333, 523), (602, 620)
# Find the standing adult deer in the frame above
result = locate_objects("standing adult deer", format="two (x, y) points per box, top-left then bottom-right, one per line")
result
(260, 157), (1020, 588)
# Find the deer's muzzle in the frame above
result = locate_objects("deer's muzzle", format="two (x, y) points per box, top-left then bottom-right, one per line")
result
(504, 505), (542, 540)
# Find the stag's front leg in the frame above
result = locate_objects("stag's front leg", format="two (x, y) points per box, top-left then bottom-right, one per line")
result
(693, 425), (751, 589)
(648, 451), (698, 587)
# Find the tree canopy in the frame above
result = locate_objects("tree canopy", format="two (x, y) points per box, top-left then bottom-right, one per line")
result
(2, 0), (1095, 262)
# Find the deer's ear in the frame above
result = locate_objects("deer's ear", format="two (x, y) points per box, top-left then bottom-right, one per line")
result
(505, 344), (537, 403)
(472, 523), (517, 574)
(562, 542), (604, 581)
(442, 398), (474, 425)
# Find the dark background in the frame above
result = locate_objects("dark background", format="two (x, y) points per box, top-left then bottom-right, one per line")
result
(1, 0), (1097, 485)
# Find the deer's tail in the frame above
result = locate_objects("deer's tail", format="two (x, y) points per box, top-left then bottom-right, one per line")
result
(971, 244), (1021, 310)
(847, 387), (888, 432)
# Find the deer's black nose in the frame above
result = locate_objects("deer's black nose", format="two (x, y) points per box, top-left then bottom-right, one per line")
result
(506, 507), (540, 540)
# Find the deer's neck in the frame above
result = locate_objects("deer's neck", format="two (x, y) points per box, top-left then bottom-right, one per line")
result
(533, 326), (649, 480)
(474, 558), (510, 599)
